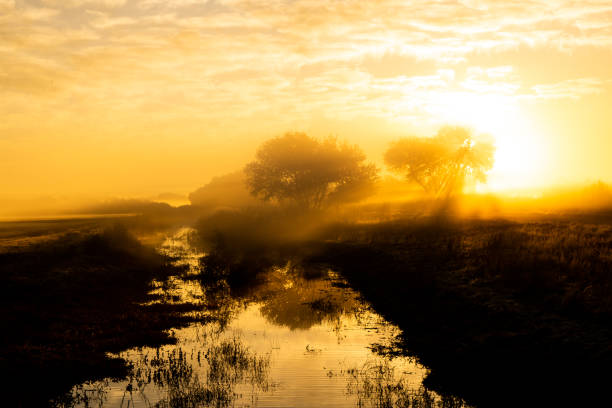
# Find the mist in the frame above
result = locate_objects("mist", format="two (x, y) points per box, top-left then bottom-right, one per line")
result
(3, 126), (610, 223)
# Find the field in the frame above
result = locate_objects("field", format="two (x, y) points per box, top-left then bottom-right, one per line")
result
(0, 222), (201, 406)
(1, 211), (611, 407)
(311, 216), (612, 407)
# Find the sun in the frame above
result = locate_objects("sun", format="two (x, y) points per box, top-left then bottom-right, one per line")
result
(427, 92), (548, 191)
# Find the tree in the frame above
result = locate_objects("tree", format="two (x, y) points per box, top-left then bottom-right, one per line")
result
(189, 171), (259, 210)
(384, 126), (495, 197)
(244, 132), (378, 210)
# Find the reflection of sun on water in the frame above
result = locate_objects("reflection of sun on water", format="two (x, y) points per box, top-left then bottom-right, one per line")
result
(429, 92), (548, 191)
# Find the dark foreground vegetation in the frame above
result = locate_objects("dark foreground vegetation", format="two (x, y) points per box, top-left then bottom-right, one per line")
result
(311, 218), (612, 407)
(196, 207), (612, 408)
(2, 203), (612, 407)
(0, 225), (200, 406)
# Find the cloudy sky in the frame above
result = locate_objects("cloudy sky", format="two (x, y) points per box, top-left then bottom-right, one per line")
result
(2, 0), (612, 204)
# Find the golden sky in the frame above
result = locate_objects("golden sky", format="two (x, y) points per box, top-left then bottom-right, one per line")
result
(2, 0), (612, 206)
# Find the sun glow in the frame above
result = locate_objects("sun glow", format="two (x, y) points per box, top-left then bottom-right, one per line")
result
(427, 92), (548, 191)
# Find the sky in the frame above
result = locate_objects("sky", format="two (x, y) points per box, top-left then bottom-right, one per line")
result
(1, 0), (612, 210)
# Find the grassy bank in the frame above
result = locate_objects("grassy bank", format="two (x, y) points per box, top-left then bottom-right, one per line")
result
(309, 218), (612, 407)
(0, 225), (200, 406)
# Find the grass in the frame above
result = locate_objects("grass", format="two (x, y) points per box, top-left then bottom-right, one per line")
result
(0, 224), (201, 406)
(346, 359), (467, 408)
(5, 207), (610, 406)
(309, 217), (612, 407)
(72, 335), (272, 408)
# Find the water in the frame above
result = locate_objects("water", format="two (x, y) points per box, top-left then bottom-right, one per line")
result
(67, 228), (454, 407)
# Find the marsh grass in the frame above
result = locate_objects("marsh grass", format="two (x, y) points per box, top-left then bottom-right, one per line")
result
(468, 222), (612, 313)
(106, 335), (272, 408)
(344, 359), (467, 408)
(206, 336), (271, 391)
(307, 217), (612, 407)
(0, 224), (202, 406)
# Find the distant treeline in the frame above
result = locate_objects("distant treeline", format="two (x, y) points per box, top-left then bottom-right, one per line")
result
(63, 129), (612, 219)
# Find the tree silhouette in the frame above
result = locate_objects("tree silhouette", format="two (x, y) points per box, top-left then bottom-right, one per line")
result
(384, 126), (495, 197)
(244, 132), (378, 210)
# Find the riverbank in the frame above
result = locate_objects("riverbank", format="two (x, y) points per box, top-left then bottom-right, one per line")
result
(0, 225), (201, 406)
(310, 218), (612, 407)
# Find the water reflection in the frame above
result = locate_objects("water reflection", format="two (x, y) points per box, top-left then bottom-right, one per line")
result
(63, 329), (271, 408)
(131, 336), (271, 408)
(255, 266), (366, 331)
(64, 228), (465, 407)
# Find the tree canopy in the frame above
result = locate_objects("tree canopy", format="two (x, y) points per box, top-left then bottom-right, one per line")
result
(384, 126), (495, 196)
(244, 132), (378, 210)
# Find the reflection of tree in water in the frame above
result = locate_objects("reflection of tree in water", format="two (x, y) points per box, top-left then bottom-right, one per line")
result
(201, 278), (247, 331)
(200, 256), (368, 331)
(346, 360), (468, 408)
(258, 267), (366, 330)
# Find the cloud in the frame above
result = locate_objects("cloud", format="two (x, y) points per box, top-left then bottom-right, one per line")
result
(531, 78), (610, 99)
(88, 14), (137, 29)
(2, 0), (612, 137)
(18, 7), (60, 20)
(138, 0), (205, 9)
(0, 0), (14, 12)
(41, 0), (127, 8)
